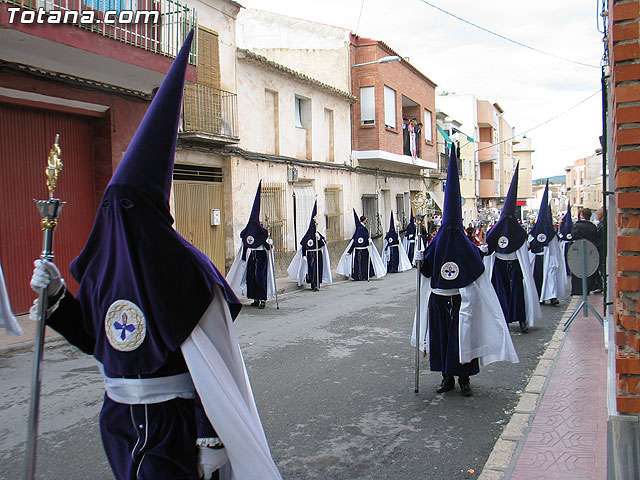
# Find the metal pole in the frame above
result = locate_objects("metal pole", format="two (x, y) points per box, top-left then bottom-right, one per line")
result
(581, 240), (589, 317)
(25, 135), (63, 480)
(315, 233), (320, 291)
(414, 218), (423, 394)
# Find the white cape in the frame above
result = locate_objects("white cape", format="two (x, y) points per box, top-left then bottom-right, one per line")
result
(381, 241), (413, 272)
(529, 236), (567, 301)
(226, 246), (277, 300)
(181, 286), (282, 479)
(286, 244), (333, 286)
(0, 262), (22, 336)
(411, 270), (519, 367)
(336, 239), (386, 279)
(483, 244), (542, 328)
(402, 237), (416, 266)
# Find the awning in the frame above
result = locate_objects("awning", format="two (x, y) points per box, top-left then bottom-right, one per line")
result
(436, 124), (453, 145)
(452, 127), (475, 143)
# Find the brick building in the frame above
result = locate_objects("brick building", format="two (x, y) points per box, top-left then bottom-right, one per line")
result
(607, 0), (640, 475)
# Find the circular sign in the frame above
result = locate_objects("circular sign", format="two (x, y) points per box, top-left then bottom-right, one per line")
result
(246, 235), (254, 245)
(441, 262), (459, 280)
(105, 300), (146, 352)
(566, 233), (573, 240)
(307, 239), (315, 247)
(357, 237), (364, 244)
(567, 239), (599, 278)
(498, 236), (509, 249)
(536, 233), (547, 243)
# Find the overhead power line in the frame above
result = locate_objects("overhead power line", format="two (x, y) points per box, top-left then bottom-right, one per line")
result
(471, 89), (602, 154)
(417, 0), (600, 69)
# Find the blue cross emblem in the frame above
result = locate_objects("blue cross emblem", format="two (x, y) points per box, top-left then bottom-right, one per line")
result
(114, 312), (136, 340)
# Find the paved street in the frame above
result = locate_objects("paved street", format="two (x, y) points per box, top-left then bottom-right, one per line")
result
(0, 270), (569, 479)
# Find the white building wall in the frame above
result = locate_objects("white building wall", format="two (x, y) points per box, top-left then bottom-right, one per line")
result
(236, 8), (352, 92)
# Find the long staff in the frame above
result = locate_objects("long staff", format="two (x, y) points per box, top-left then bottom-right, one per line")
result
(412, 192), (428, 394)
(315, 229), (320, 291)
(265, 217), (279, 310)
(25, 135), (64, 479)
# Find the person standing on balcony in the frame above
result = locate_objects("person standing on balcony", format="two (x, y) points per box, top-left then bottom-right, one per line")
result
(528, 180), (567, 305)
(403, 117), (410, 155)
(409, 119), (418, 160)
(382, 212), (412, 273)
(483, 164), (541, 333)
(28, 32), (282, 479)
(337, 210), (386, 281)
(227, 181), (276, 309)
(411, 146), (518, 397)
(416, 122), (423, 159)
(287, 201), (332, 291)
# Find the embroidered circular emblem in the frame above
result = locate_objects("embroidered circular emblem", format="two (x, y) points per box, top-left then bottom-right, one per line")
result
(498, 236), (509, 249)
(105, 300), (146, 352)
(536, 233), (547, 243)
(357, 237), (364, 244)
(246, 235), (254, 245)
(441, 262), (459, 280)
(307, 239), (315, 247)
(566, 233), (573, 240)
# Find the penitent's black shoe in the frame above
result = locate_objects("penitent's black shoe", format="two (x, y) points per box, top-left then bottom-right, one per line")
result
(251, 300), (259, 307)
(459, 378), (472, 397)
(258, 300), (266, 309)
(436, 376), (455, 393)
(550, 298), (559, 305)
(519, 320), (529, 333)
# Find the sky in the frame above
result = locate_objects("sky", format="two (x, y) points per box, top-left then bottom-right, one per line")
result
(238, 0), (605, 179)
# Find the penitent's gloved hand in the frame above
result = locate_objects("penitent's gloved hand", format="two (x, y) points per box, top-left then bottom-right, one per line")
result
(30, 259), (64, 296)
(414, 250), (425, 262)
(198, 446), (229, 479)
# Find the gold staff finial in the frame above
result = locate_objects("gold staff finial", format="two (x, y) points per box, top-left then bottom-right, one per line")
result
(46, 134), (62, 198)
(411, 191), (428, 216)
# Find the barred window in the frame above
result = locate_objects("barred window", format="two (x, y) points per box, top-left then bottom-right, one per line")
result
(260, 182), (287, 257)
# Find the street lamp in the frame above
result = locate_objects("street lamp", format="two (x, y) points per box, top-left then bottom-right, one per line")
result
(352, 55), (401, 67)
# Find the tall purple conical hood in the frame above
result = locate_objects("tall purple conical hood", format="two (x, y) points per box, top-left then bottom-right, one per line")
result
(69, 31), (242, 377)
(421, 145), (484, 288)
(351, 208), (370, 245)
(441, 146), (462, 226)
(559, 201), (573, 240)
(486, 163), (527, 253)
(300, 201), (318, 248)
(405, 211), (416, 239)
(529, 180), (556, 253)
(385, 211), (399, 244)
(109, 29), (193, 204)
(240, 181), (269, 257)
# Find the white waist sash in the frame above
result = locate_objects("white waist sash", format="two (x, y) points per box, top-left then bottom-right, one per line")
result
(354, 246), (369, 250)
(97, 362), (196, 404)
(496, 252), (518, 261)
(431, 287), (460, 296)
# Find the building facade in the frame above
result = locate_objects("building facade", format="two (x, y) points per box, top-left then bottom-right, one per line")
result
(0, 0), (197, 312)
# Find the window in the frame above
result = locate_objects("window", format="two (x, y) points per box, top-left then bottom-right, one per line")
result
(362, 194), (381, 238)
(294, 95), (312, 160)
(383, 86), (396, 129)
(396, 194), (406, 230)
(325, 187), (344, 241)
(260, 183), (287, 256)
(424, 109), (433, 143)
(265, 89), (279, 155)
(324, 108), (334, 162)
(295, 97), (303, 128)
(360, 86), (375, 125)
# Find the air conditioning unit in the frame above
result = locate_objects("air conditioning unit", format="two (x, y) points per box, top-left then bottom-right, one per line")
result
(287, 165), (299, 183)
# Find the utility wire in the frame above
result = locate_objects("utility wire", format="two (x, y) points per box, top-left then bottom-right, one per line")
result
(417, 0), (600, 69)
(469, 89), (602, 153)
(355, 0), (365, 36)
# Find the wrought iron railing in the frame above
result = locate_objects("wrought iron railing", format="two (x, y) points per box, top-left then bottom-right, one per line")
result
(3, 0), (197, 63)
(180, 83), (238, 141)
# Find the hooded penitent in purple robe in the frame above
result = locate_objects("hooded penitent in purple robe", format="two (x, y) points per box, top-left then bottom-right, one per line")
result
(484, 164), (541, 331)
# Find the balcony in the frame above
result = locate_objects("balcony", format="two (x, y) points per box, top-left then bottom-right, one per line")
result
(180, 83), (239, 144)
(479, 178), (499, 198)
(0, 0), (197, 93)
(478, 142), (496, 162)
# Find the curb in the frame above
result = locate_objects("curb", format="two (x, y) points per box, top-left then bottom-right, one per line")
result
(478, 297), (580, 480)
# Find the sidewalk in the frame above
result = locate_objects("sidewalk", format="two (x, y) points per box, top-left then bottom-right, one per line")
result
(480, 293), (608, 479)
(0, 275), (310, 355)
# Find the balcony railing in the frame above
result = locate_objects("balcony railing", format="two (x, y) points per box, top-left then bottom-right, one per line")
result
(3, 0), (197, 63)
(180, 83), (239, 143)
